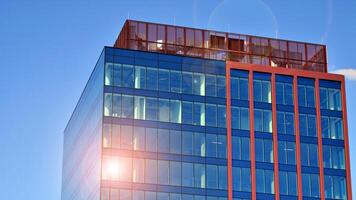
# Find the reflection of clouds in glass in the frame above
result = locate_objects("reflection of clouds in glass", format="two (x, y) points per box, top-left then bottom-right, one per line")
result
(205, 0), (279, 38)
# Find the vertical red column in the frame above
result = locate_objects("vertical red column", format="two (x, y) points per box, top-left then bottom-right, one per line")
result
(249, 70), (256, 200)
(225, 65), (233, 200)
(293, 75), (303, 200)
(315, 79), (326, 199)
(271, 73), (280, 200)
(341, 78), (353, 200)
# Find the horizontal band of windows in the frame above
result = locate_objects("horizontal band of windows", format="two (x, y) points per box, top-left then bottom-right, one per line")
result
(298, 107), (316, 114)
(322, 139), (345, 147)
(324, 169), (347, 177)
(276, 104), (294, 112)
(254, 132), (273, 139)
(278, 164), (297, 172)
(321, 110), (343, 117)
(255, 163), (274, 170)
(299, 136), (318, 144)
(297, 77), (315, 86)
(301, 166), (320, 174)
(256, 193), (275, 200)
(253, 102), (272, 109)
(277, 134), (296, 142)
(276, 75), (293, 83)
(279, 194), (298, 200)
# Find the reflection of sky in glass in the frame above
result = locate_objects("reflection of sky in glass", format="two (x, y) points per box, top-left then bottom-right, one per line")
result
(1, 0), (356, 199)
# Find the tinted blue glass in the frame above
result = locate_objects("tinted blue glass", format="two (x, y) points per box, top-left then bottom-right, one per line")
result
(285, 83), (293, 105)
(182, 131), (193, 155)
(157, 193), (169, 200)
(240, 108), (250, 130)
(231, 107), (240, 129)
(232, 136), (240, 160)
(217, 135), (226, 158)
(324, 176), (333, 198)
(302, 174), (310, 197)
(135, 66), (146, 89)
(255, 139), (263, 162)
(112, 94), (121, 117)
(285, 112), (294, 135)
(194, 132), (205, 157)
(194, 163), (205, 188)
(207, 165), (218, 189)
(158, 129), (169, 153)
(323, 146), (332, 168)
(306, 86), (315, 107)
(232, 167), (241, 191)
(265, 170), (274, 194)
(147, 67), (158, 90)
(276, 82), (284, 105)
(170, 194), (181, 200)
(217, 76), (226, 98)
(288, 172), (297, 195)
(206, 75), (216, 97)
(146, 97), (158, 120)
(170, 70), (182, 93)
(159, 99), (170, 122)
(256, 169), (264, 193)
(206, 134), (217, 157)
(299, 114), (307, 136)
(309, 144), (318, 167)
(254, 109), (263, 132)
(170, 130), (181, 154)
(239, 78), (249, 100)
(278, 142), (286, 164)
(241, 137), (250, 160)
(264, 140), (273, 163)
(122, 95), (133, 118)
(321, 116), (329, 138)
(158, 160), (169, 184)
(286, 142), (296, 165)
(133, 127), (145, 151)
(193, 73), (205, 96)
(301, 143), (308, 166)
(159, 69), (170, 91)
(170, 161), (181, 186)
(218, 166), (227, 189)
(217, 105), (226, 128)
(105, 63), (113, 86)
(320, 88), (328, 109)
(253, 80), (262, 102)
(277, 112), (285, 134)
(206, 104), (217, 127)
(307, 115), (316, 137)
(182, 101), (193, 125)
(122, 64), (134, 88)
(182, 163), (194, 187)
(146, 128), (157, 152)
(231, 77), (239, 99)
(261, 81), (271, 103)
(279, 171), (287, 195)
(310, 174), (320, 197)
(193, 103), (205, 126)
(241, 168), (251, 192)
(113, 63), (122, 86)
(182, 72), (193, 94)
(298, 86), (306, 107)
(263, 110), (272, 133)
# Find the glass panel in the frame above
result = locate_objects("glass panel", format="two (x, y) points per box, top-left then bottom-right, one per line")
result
(217, 76), (226, 98)
(121, 95), (133, 118)
(320, 88), (328, 109)
(134, 96), (145, 120)
(240, 108), (250, 130)
(133, 190), (144, 200)
(262, 81), (271, 103)
(170, 100), (181, 123)
(113, 64), (122, 87)
(182, 101), (193, 125)
(218, 166), (227, 189)
(194, 163), (206, 188)
(182, 72), (193, 94)
(207, 165), (218, 189)
(147, 67), (158, 90)
(194, 132), (206, 157)
(254, 109), (263, 132)
(276, 82), (284, 105)
(159, 69), (170, 91)
(206, 75), (217, 97)
(231, 77), (239, 99)
(135, 66), (146, 89)
(133, 127), (145, 151)
(112, 94), (121, 117)
(206, 104), (217, 127)
(217, 105), (226, 128)
(104, 93), (112, 116)
(231, 107), (240, 129)
(182, 162), (194, 187)
(241, 168), (251, 192)
(159, 99), (170, 122)
(158, 129), (169, 153)
(306, 86), (315, 107)
(239, 78), (249, 100)
(170, 70), (182, 93)
(193, 102), (205, 126)
(170, 161), (182, 186)
(112, 124), (120, 148)
(146, 128), (157, 152)
(263, 110), (272, 133)
(206, 134), (217, 158)
(133, 158), (144, 183)
(217, 135), (227, 159)
(146, 97), (158, 121)
(298, 86), (306, 107)
(121, 125), (132, 150)
(170, 130), (182, 154)
(182, 131), (193, 155)
(285, 83), (293, 105)
(193, 73), (205, 96)
(253, 80), (262, 102)
(122, 64), (134, 88)
(145, 159), (157, 184)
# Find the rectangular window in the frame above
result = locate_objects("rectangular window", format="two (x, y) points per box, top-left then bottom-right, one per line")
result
(216, 76), (226, 98)
(323, 145), (345, 169)
(170, 161), (182, 186)
(218, 166), (227, 189)
(254, 79), (271, 103)
(182, 162), (194, 187)
(279, 171), (297, 196)
(104, 93), (112, 117)
(135, 66), (146, 89)
(146, 128), (157, 152)
(254, 109), (272, 133)
(193, 102), (205, 126)
(278, 141), (296, 165)
(133, 127), (145, 151)
(276, 82), (293, 105)
(170, 70), (182, 93)
(122, 64), (134, 88)
(112, 63), (122, 87)
(182, 131), (193, 155)
(105, 63), (113, 86)
(232, 167), (251, 192)
(134, 96), (146, 120)
(302, 173), (320, 198)
(193, 73), (205, 96)
(182, 72), (193, 94)
(146, 97), (158, 121)
(301, 143), (319, 167)
(194, 163), (206, 188)
(217, 135), (227, 159)
(298, 85), (315, 107)
(170, 100), (181, 123)
(217, 105), (226, 128)
(121, 95), (133, 118)
(112, 124), (120, 148)
(102, 124), (111, 148)
(159, 69), (170, 91)
(121, 125), (133, 150)
(182, 101), (193, 125)
(158, 160), (169, 184)
(133, 158), (145, 183)
(170, 130), (182, 154)
(206, 74), (217, 97)
(146, 67), (158, 90)
(207, 165), (218, 189)
(299, 114), (317, 137)
(158, 129), (169, 153)
(158, 99), (170, 122)
(112, 94), (121, 117)
(255, 138), (273, 163)
(256, 169), (274, 194)
(194, 132), (206, 157)
(206, 104), (217, 127)
(320, 87), (342, 111)
(321, 116), (343, 140)
(324, 175), (347, 199)
(206, 134), (217, 158)
(145, 159), (157, 184)
(277, 111), (294, 135)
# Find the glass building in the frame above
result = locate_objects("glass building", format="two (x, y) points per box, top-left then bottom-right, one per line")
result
(61, 20), (352, 200)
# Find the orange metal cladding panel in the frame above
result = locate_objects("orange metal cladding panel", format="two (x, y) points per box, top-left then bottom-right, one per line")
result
(225, 64), (233, 200)
(315, 79), (325, 199)
(226, 61), (347, 200)
(271, 73), (280, 200)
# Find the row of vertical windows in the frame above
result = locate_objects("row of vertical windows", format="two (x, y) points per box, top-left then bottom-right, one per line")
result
(321, 116), (343, 140)
(253, 79), (271, 103)
(105, 63), (226, 97)
(278, 141), (296, 165)
(256, 169), (275, 194)
(104, 93), (226, 127)
(324, 175), (347, 199)
(255, 138), (273, 163)
(299, 114), (317, 137)
(300, 143), (319, 167)
(254, 109), (272, 133)
(232, 167), (251, 192)
(230, 76), (249, 100)
(276, 82), (293, 105)
(100, 188), (248, 200)
(320, 87), (342, 111)
(279, 171), (297, 196)
(103, 125), (227, 158)
(277, 111), (295, 135)
(231, 107), (250, 130)
(102, 156), (227, 189)
(302, 173), (320, 198)
(232, 136), (250, 161)
(323, 145), (345, 170)
(298, 85), (315, 108)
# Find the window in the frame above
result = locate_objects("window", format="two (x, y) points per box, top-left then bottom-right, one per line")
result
(323, 145), (345, 169)
(324, 175), (347, 199)
(298, 85), (315, 107)
(232, 136), (250, 160)
(121, 95), (133, 118)
(146, 128), (157, 152)
(182, 131), (193, 155)
(112, 124), (120, 148)
(170, 130), (181, 154)
(278, 141), (296, 165)
(321, 116), (343, 140)
(182, 101), (193, 125)
(276, 82), (293, 105)
(158, 129), (169, 153)
(231, 77), (249, 100)
(159, 99), (170, 122)
(254, 79), (271, 103)
(146, 97), (158, 121)
(207, 165), (218, 189)
(121, 125), (133, 150)
(135, 66), (146, 89)
(104, 93), (112, 116)
(231, 107), (250, 130)
(255, 138), (273, 163)
(170, 70), (182, 93)
(279, 171), (297, 196)
(112, 94), (121, 117)
(206, 134), (218, 158)
(133, 158), (145, 183)
(256, 169), (274, 194)
(122, 64), (134, 88)
(218, 166), (227, 189)
(145, 159), (157, 184)
(206, 104), (217, 127)
(193, 102), (205, 126)
(216, 135), (227, 159)
(194, 163), (206, 188)
(194, 132), (206, 157)
(277, 111), (294, 135)
(182, 162), (194, 187)
(170, 100), (181, 123)
(102, 124), (111, 148)
(193, 73), (205, 96)
(159, 69), (170, 91)
(217, 105), (226, 128)
(301, 143), (318, 167)
(170, 161), (182, 186)
(299, 114), (316, 137)
(134, 96), (146, 120)
(105, 63), (113, 86)
(146, 67), (158, 90)
(232, 167), (251, 192)
(133, 127), (145, 151)
(320, 87), (342, 111)
(182, 72), (193, 94)
(206, 75), (217, 97)
(254, 109), (272, 133)
(216, 76), (226, 98)
(302, 173), (320, 198)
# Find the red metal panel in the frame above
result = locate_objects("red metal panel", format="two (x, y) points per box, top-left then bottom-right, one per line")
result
(315, 79), (325, 199)
(293, 75), (303, 200)
(225, 64), (233, 200)
(271, 73), (280, 200)
(341, 78), (353, 200)
(248, 70), (257, 200)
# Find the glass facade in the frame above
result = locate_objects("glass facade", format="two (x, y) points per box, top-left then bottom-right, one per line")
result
(63, 21), (351, 200)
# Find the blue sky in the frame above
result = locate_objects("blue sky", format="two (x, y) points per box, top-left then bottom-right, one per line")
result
(0, 0), (355, 199)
